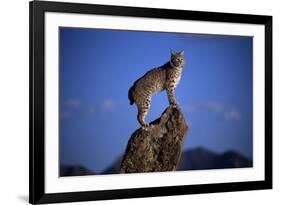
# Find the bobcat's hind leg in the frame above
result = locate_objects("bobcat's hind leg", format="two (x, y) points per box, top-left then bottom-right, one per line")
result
(137, 106), (149, 128)
(137, 97), (151, 128)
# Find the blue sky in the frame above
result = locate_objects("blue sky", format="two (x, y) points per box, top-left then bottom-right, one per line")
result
(59, 27), (253, 173)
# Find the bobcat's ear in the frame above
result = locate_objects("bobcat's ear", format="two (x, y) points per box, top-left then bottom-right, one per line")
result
(170, 48), (175, 56)
(179, 50), (184, 55)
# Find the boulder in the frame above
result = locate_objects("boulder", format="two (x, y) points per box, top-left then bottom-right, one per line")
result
(120, 106), (188, 173)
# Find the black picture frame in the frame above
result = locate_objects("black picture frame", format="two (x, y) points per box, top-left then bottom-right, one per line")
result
(29, 0), (272, 204)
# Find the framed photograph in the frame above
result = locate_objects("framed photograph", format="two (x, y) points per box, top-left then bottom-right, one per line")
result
(29, 0), (272, 204)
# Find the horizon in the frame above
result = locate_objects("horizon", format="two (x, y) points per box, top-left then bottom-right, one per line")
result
(61, 146), (253, 175)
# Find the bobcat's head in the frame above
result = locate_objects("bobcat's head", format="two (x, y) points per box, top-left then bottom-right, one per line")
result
(170, 50), (185, 68)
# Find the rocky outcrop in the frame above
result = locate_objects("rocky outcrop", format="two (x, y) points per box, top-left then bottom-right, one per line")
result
(120, 106), (188, 173)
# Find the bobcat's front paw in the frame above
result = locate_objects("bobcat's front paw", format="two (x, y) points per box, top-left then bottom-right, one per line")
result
(141, 123), (149, 130)
(170, 102), (179, 108)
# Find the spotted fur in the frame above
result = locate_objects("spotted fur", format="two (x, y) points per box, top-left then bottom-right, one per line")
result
(129, 50), (185, 127)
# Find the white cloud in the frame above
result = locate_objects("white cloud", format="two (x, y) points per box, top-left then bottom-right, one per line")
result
(206, 101), (224, 113)
(224, 109), (241, 120)
(89, 99), (116, 114)
(64, 99), (80, 108)
(182, 104), (196, 113)
(89, 105), (97, 114)
(101, 99), (115, 111)
(60, 111), (72, 119)
(182, 101), (241, 121)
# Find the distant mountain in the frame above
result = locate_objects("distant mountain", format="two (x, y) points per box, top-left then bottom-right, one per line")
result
(60, 165), (95, 177)
(102, 147), (252, 174)
(60, 147), (253, 176)
(102, 156), (123, 174)
(177, 147), (252, 171)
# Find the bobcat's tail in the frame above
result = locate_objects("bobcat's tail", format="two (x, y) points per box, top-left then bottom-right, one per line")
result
(128, 85), (135, 105)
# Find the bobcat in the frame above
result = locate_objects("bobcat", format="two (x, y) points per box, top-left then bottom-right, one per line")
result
(128, 50), (185, 127)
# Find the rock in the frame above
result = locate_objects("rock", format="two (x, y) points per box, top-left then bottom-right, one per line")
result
(120, 106), (188, 173)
